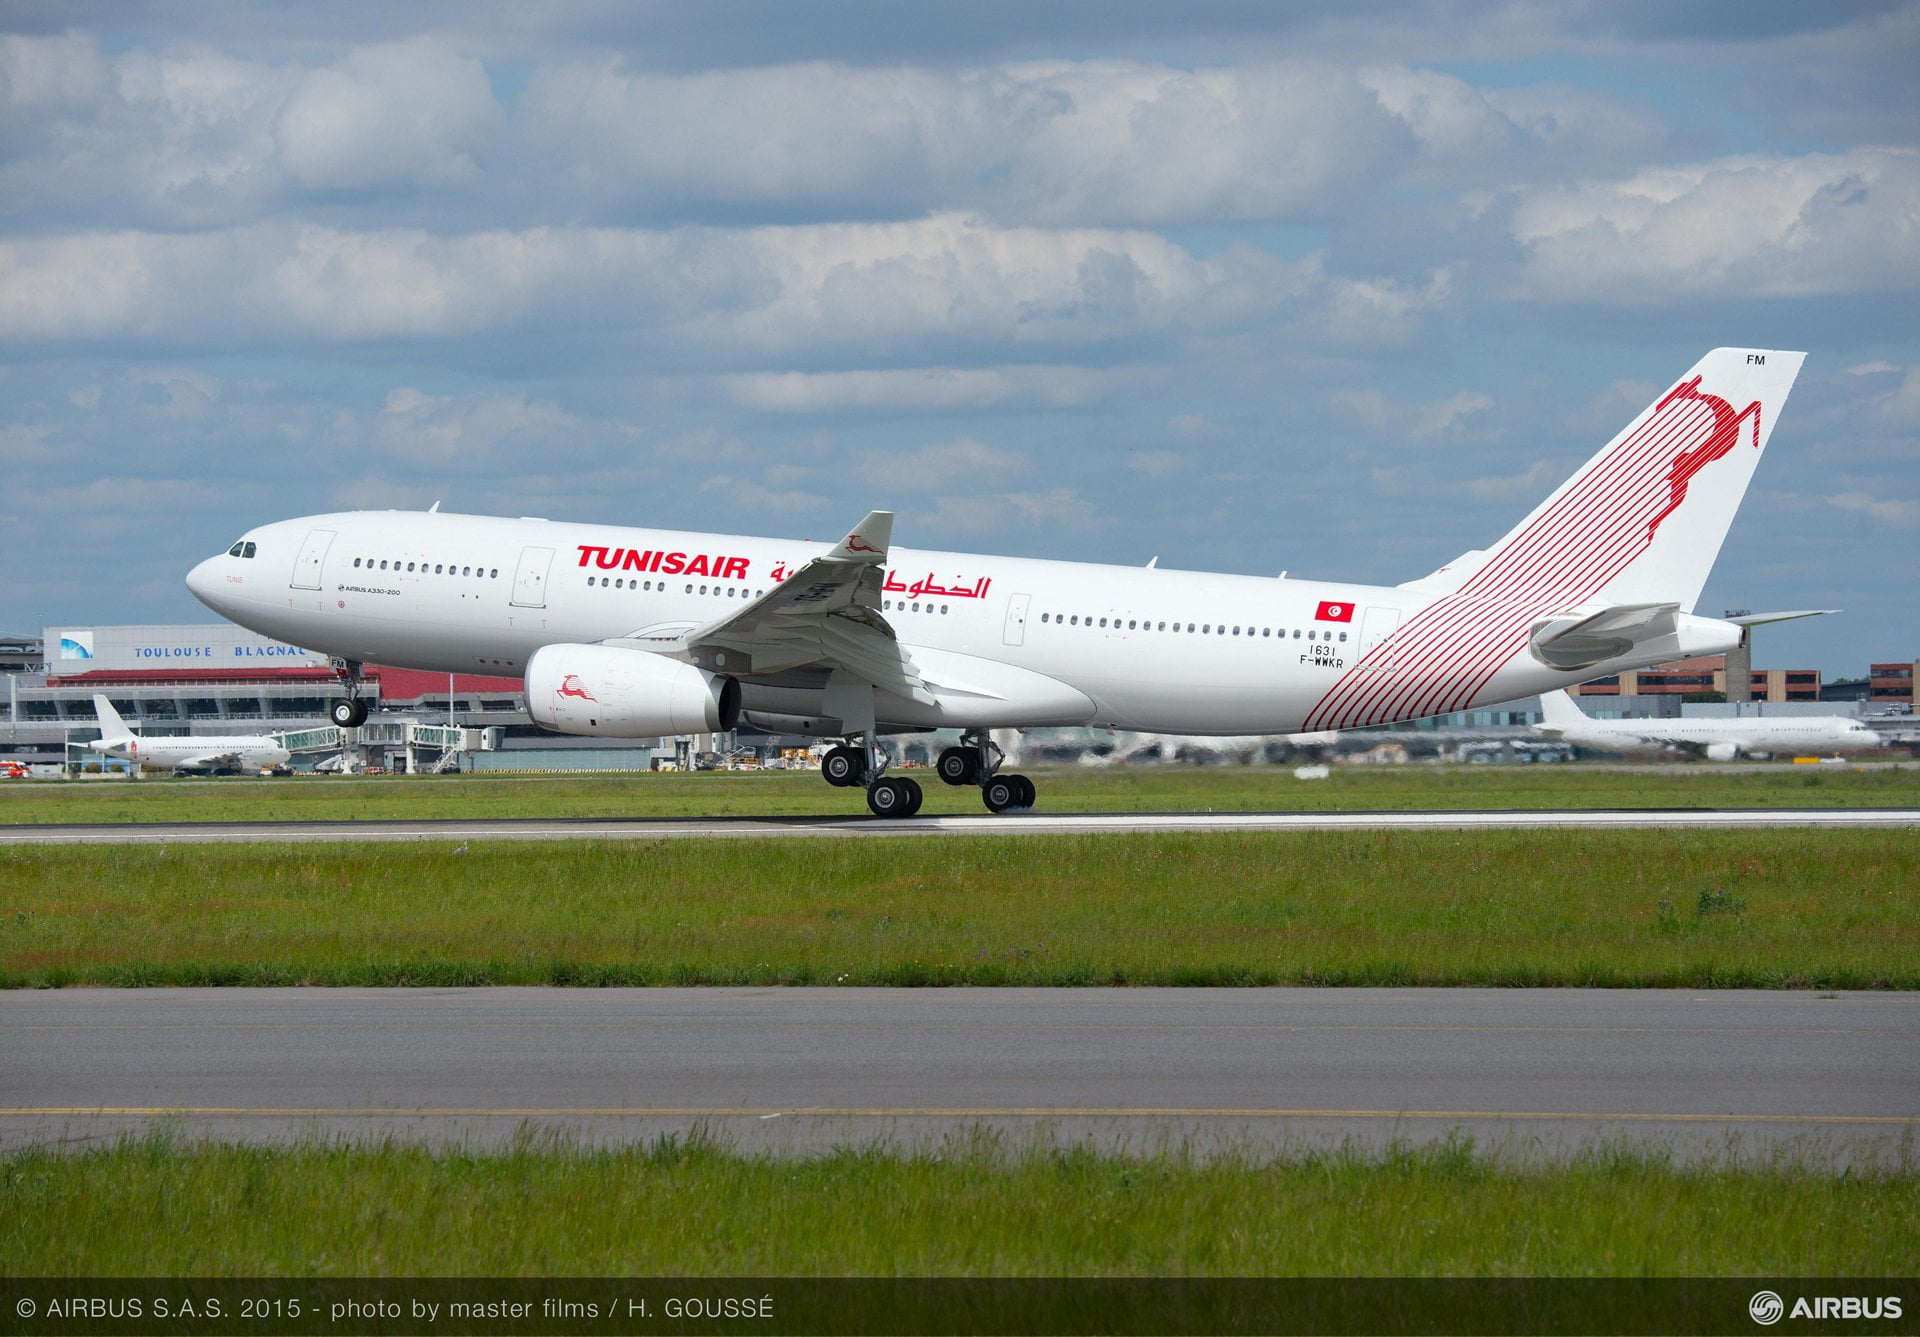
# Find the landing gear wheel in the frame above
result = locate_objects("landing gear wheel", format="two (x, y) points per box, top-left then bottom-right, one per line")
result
(982, 775), (1019, 813)
(1009, 773), (1036, 809)
(821, 745), (866, 788)
(866, 775), (921, 818)
(329, 699), (368, 728)
(936, 746), (981, 787)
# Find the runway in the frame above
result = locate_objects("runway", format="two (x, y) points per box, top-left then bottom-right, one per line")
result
(6, 988), (1915, 1161)
(5, 806), (1918, 844)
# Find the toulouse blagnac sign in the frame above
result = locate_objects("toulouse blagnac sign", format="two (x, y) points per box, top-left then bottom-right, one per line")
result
(47, 626), (327, 672)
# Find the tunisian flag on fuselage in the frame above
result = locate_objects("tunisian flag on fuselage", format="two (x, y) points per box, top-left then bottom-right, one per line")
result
(1314, 600), (1355, 623)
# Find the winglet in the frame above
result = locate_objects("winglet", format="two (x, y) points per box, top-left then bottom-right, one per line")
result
(827, 510), (892, 564)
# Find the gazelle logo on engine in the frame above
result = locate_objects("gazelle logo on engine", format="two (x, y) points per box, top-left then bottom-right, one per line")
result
(555, 675), (597, 703)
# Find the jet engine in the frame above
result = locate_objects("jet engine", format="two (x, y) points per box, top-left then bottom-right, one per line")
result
(526, 643), (740, 737)
(1704, 742), (1740, 762)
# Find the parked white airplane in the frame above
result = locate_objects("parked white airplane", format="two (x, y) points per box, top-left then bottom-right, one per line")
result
(188, 347), (1808, 816)
(1534, 690), (1880, 760)
(87, 695), (292, 775)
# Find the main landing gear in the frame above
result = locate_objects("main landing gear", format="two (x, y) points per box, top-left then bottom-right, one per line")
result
(939, 731), (1035, 813)
(819, 729), (1035, 819)
(820, 738), (923, 817)
(327, 658), (369, 728)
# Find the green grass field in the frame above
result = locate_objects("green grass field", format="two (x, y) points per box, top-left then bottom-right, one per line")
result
(4, 762), (1917, 824)
(4, 829), (1913, 988)
(4, 1132), (1912, 1276)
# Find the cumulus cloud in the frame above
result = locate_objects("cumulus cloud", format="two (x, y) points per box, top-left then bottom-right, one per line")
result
(1498, 147), (1920, 303)
(1826, 491), (1920, 526)
(855, 435), (1028, 490)
(372, 386), (599, 465)
(517, 57), (1412, 227)
(276, 38), (500, 192)
(0, 33), (504, 228)
(723, 364), (1147, 413)
(1329, 387), (1495, 444)
(0, 215), (1444, 362)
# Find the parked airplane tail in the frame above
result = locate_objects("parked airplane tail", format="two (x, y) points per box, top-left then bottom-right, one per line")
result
(1464, 348), (1805, 614)
(91, 694), (131, 739)
(1533, 689), (1588, 733)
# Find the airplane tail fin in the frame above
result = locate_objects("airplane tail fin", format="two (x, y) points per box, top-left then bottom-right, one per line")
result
(1465, 349), (1805, 614)
(1534, 689), (1588, 733)
(92, 694), (132, 738)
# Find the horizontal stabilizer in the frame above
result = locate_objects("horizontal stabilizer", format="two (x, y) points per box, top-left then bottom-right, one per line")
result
(1725, 609), (1839, 628)
(1529, 602), (1680, 672)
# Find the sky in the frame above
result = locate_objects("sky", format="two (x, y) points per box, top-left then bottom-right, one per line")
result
(1, 0), (1915, 678)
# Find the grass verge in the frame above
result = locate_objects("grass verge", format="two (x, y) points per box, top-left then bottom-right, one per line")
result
(4, 830), (1914, 988)
(4, 762), (1917, 824)
(3, 1130), (1913, 1276)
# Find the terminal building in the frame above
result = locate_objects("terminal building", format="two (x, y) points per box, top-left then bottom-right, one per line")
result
(2, 624), (1913, 771)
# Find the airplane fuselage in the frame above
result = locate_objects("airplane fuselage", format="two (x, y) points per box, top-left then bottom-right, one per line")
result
(88, 736), (292, 772)
(189, 509), (1745, 736)
(1547, 716), (1878, 757)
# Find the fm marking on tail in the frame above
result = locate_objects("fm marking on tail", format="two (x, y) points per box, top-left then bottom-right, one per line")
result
(1645, 376), (1763, 542)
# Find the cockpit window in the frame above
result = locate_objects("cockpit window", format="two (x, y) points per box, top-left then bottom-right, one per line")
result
(242, 541), (256, 558)
(226, 541), (258, 559)
(228, 542), (244, 557)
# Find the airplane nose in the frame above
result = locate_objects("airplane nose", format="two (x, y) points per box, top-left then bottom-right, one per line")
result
(185, 556), (223, 610)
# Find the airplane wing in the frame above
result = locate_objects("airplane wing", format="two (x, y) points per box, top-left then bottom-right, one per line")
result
(630, 510), (935, 707)
(177, 751), (245, 770)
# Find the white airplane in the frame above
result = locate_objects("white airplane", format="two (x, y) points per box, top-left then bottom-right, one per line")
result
(87, 695), (292, 775)
(188, 347), (1810, 817)
(1534, 690), (1880, 761)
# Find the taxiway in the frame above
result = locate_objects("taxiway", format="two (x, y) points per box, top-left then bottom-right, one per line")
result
(3, 806), (1917, 844)
(6, 987), (1914, 1161)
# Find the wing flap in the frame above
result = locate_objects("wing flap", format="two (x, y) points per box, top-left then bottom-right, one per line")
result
(667, 509), (936, 706)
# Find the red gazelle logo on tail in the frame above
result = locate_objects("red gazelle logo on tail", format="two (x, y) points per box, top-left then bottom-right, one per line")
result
(1645, 376), (1762, 541)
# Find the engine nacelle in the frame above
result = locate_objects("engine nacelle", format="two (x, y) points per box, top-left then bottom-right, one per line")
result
(526, 643), (740, 737)
(1704, 742), (1740, 762)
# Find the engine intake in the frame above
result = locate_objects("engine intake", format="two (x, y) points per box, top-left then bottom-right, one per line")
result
(526, 643), (740, 737)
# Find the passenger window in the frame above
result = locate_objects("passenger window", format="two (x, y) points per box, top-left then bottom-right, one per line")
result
(489, 569), (498, 578)
(1339, 632), (1348, 642)
(380, 560), (389, 570)
(1202, 624), (1210, 633)
(1128, 620), (1136, 630)
(353, 558), (362, 568)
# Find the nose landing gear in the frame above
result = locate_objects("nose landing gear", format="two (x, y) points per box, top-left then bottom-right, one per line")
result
(327, 658), (369, 728)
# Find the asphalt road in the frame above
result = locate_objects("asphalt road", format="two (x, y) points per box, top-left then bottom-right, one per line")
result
(5, 987), (1914, 1161)
(4, 806), (1918, 844)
